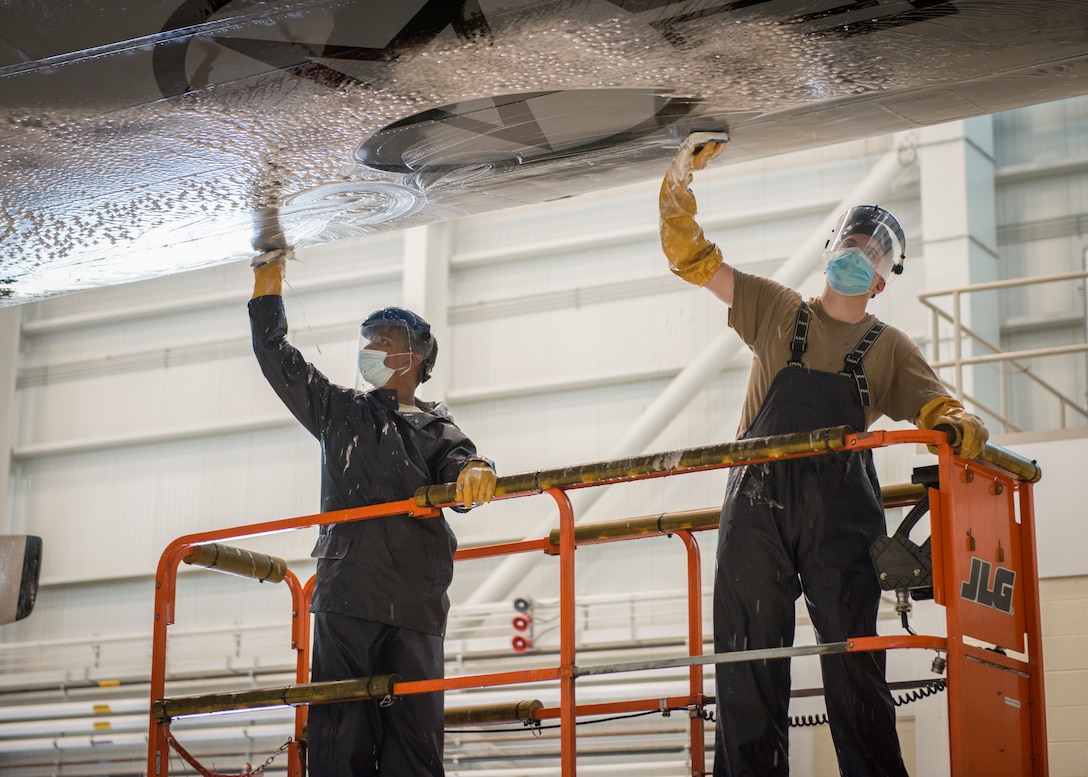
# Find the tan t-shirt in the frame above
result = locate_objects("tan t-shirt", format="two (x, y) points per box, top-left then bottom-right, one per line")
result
(729, 270), (947, 437)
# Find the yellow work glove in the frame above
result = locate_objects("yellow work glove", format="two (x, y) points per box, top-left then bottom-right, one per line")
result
(659, 134), (729, 286)
(917, 396), (989, 460)
(251, 248), (293, 299)
(455, 459), (497, 510)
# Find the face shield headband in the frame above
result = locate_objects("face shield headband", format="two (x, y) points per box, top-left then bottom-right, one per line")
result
(822, 205), (906, 282)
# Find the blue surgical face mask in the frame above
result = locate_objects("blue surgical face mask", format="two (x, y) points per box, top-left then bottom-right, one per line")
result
(826, 248), (877, 296)
(358, 349), (394, 388)
(358, 349), (411, 388)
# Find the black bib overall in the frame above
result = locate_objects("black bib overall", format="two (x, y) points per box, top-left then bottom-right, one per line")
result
(712, 303), (909, 777)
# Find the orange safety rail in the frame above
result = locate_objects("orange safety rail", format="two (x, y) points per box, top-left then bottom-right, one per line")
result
(148, 499), (436, 777)
(147, 429), (1047, 777)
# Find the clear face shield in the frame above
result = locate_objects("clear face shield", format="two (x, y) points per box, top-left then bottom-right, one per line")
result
(355, 320), (417, 395)
(822, 205), (907, 282)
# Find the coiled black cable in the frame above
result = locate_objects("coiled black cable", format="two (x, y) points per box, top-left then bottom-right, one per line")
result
(787, 678), (947, 728)
(444, 678), (949, 734)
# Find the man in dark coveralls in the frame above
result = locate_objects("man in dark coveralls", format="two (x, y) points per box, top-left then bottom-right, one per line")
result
(249, 248), (497, 776)
(659, 136), (988, 777)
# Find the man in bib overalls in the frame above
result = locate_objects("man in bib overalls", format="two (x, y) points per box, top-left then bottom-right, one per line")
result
(659, 136), (988, 777)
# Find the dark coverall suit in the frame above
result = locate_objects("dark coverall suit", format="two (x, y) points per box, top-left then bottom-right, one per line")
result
(713, 302), (909, 777)
(250, 295), (482, 777)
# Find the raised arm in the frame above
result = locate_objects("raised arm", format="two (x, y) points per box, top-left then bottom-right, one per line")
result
(248, 248), (334, 439)
(251, 247), (290, 299)
(659, 133), (736, 306)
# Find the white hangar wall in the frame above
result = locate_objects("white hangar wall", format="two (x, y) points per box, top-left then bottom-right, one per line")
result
(1, 95), (1088, 776)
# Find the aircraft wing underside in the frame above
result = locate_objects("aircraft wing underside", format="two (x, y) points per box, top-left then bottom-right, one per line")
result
(1, 0), (1087, 304)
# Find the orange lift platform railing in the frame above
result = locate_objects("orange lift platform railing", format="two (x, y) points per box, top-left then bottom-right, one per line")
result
(147, 426), (1046, 777)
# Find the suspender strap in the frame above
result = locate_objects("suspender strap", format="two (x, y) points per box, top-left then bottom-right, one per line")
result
(787, 302), (886, 408)
(787, 301), (811, 369)
(839, 321), (887, 407)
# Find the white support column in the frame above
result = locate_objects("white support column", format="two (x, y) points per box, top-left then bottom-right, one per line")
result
(918, 118), (1001, 414)
(914, 116), (1000, 777)
(402, 224), (452, 401)
(0, 305), (20, 531)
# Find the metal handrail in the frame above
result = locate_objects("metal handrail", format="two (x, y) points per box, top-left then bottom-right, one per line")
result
(919, 269), (1088, 432)
(146, 428), (1045, 777)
